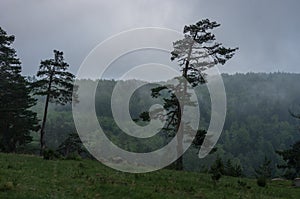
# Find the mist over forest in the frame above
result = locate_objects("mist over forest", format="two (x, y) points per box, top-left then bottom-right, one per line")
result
(31, 72), (300, 177)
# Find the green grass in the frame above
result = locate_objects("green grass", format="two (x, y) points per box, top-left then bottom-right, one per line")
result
(0, 153), (299, 199)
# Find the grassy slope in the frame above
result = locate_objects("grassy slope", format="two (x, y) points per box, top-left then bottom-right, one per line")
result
(0, 153), (299, 199)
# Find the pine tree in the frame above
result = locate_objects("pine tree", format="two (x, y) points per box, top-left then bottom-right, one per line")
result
(57, 133), (85, 157)
(210, 156), (225, 184)
(148, 19), (238, 170)
(0, 27), (39, 152)
(277, 141), (300, 179)
(255, 156), (272, 179)
(33, 50), (78, 155)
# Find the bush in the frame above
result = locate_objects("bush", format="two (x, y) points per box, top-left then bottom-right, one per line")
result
(283, 168), (297, 180)
(224, 159), (243, 177)
(237, 180), (247, 187)
(57, 133), (85, 157)
(210, 156), (224, 184)
(43, 149), (60, 160)
(65, 152), (81, 161)
(257, 176), (267, 187)
(0, 182), (14, 192)
(255, 157), (272, 187)
(255, 157), (272, 179)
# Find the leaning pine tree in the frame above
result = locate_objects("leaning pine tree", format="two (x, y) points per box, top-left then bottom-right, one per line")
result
(33, 50), (78, 155)
(146, 19), (238, 170)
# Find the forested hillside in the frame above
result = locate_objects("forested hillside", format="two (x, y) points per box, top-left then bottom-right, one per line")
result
(30, 72), (300, 177)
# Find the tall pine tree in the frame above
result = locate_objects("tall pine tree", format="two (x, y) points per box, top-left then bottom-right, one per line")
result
(148, 19), (238, 170)
(33, 50), (78, 155)
(0, 27), (39, 152)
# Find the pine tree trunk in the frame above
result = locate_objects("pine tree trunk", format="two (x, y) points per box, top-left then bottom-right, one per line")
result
(39, 72), (53, 156)
(40, 92), (50, 156)
(176, 121), (184, 170)
(174, 40), (193, 170)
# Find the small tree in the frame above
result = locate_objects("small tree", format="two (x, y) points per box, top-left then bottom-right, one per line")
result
(33, 50), (78, 155)
(0, 27), (39, 152)
(255, 157), (273, 187)
(255, 157), (272, 179)
(277, 141), (300, 179)
(57, 133), (85, 157)
(210, 156), (225, 184)
(224, 159), (243, 177)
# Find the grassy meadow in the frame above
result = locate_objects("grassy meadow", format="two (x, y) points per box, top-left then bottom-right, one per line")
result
(0, 153), (300, 198)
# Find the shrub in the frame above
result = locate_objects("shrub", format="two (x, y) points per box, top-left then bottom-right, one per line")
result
(224, 159), (243, 177)
(0, 182), (14, 192)
(43, 149), (60, 160)
(257, 176), (267, 187)
(237, 180), (247, 187)
(255, 157), (272, 187)
(66, 152), (81, 161)
(283, 168), (297, 180)
(57, 133), (85, 157)
(210, 156), (224, 184)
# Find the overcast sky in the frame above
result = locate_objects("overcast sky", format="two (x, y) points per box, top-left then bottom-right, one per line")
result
(1, 0), (300, 76)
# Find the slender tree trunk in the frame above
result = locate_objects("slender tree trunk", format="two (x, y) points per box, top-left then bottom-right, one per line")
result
(175, 62), (189, 170)
(39, 93), (50, 155)
(175, 39), (194, 170)
(176, 104), (184, 170)
(39, 73), (53, 156)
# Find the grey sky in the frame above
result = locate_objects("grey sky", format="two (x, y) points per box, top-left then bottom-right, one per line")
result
(1, 0), (300, 76)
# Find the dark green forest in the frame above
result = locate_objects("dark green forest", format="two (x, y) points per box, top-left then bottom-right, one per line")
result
(28, 73), (300, 178)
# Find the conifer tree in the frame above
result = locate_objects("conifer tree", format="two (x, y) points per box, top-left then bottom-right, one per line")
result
(33, 50), (78, 154)
(0, 27), (39, 152)
(148, 19), (238, 170)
